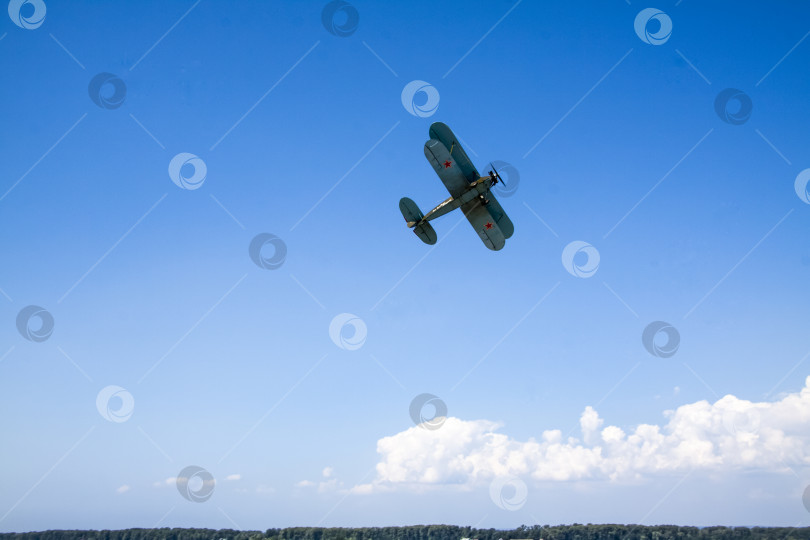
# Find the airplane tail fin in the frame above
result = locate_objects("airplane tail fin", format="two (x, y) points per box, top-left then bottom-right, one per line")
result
(399, 197), (437, 245)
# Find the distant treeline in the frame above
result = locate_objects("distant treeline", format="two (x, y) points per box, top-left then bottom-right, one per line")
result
(2, 525), (810, 540)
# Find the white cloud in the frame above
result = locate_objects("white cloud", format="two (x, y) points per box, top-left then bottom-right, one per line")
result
(356, 376), (810, 492)
(116, 484), (130, 494)
(580, 406), (603, 445)
(317, 477), (341, 494)
(349, 483), (374, 495)
(296, 466), (342, 493)
(226, 473), (241, 481)
(153, 477), (176, 487)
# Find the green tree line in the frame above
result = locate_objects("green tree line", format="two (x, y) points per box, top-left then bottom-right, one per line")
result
(1, 525), (809, 540)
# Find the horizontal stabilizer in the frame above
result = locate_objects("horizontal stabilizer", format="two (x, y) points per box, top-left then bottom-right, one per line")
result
(399, 197), (423, 225)
(400, 197), (436, 245)
(412, 222), (437, 245)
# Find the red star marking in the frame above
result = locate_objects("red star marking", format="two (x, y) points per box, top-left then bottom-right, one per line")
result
(485, 222), (493, 230)
(443, 160), (452, 168)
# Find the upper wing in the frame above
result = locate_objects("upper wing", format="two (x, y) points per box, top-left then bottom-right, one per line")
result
(461, 200), (506, 251)
(483, 193), (514, 239)
(429, 122), (479, 183)
(424, 139), (469, 198)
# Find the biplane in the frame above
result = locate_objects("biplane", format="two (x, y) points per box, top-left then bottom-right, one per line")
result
(399, 122), (514, 251)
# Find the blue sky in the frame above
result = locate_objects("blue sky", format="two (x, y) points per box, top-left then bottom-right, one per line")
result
(2, 0), (810, 533)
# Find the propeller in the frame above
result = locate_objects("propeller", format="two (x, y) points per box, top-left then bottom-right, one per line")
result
(487, 160), (520, 198)
(488, 162), (502, 186)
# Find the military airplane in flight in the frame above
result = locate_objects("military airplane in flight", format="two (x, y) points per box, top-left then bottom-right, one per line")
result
(399, 122), (514, 251)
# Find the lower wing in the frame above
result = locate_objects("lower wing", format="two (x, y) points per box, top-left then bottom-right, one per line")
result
(484, 193), (514, 239)
(461, 200), (506, 251)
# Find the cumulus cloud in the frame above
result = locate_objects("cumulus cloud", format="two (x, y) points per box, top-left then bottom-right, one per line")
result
(226, 473), (241, 481)
(356, 377), (810, 492)
(116, 484), (130, 494)
(580, 406), (603, 445)
(296, 466), (343, 493)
